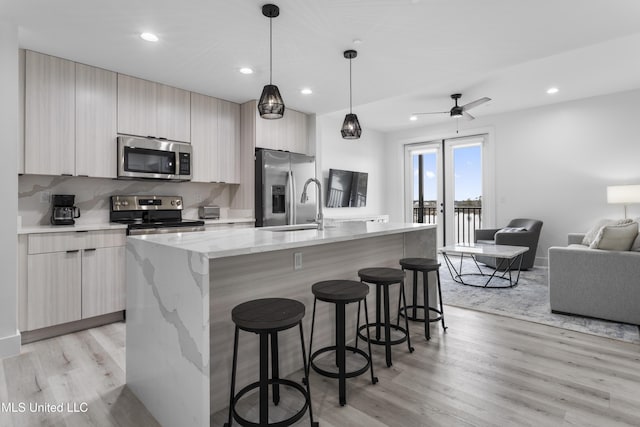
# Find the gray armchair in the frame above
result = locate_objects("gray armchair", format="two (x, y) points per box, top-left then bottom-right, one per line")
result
(474, 218), (543, 270)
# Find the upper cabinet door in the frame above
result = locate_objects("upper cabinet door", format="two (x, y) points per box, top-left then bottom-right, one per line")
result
(253, 101), (309, 155)
(75, 64), (117, 178)
(25, 51), (76, 175)
(190, 93), (219, 183)
(218, 99), (241, 184)
(117, 74), (157, 138)
(157, 84), (191, 143)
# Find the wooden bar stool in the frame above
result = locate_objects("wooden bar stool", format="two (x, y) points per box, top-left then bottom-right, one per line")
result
(308, 280), (378, 406)
(398, 258), (447, 340)
(356, 267), (414, 367)
(224, 298), (318, 427)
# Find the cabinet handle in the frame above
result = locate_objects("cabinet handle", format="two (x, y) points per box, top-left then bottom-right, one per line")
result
(66, 250), (79, 253)
(75, 230), (88, 233)
(77, 174), (89, 177)
(61, 174), (73, 176)
(84, 248), (97, 252)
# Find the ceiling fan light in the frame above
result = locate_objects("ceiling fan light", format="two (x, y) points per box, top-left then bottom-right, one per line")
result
(258, 84), (285, 119)
(341, 113), (362, 139)
(450, 107), (463, 118)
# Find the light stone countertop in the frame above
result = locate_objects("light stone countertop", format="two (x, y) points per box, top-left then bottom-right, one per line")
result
(17, 217), (254, 234)
(129, 221), (435, 259)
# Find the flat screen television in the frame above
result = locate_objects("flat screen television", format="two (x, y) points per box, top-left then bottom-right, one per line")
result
(326, 168), (368, 207)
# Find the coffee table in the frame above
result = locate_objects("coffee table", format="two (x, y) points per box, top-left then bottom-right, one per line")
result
(438, 243), (529, 288)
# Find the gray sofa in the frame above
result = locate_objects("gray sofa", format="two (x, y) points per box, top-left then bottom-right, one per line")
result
(548, 233), (640, 325)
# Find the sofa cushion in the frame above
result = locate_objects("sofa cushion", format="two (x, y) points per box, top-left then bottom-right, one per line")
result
(589, 221), (638, 251)
(632, 219), (640, 251)
(582, 218), (633, 246)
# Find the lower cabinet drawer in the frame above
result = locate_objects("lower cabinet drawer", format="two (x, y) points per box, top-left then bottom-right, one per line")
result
(28, 229), (126, 254)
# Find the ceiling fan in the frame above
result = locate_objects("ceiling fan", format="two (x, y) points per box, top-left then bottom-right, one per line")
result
(412, 93), (491, 120)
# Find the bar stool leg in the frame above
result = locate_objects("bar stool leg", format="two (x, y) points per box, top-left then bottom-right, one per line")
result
(423, 271), (431, 340)
(355, 300), (361, 350)
(400, 280), (415, 353)
(336, 303), (346, 406)
(363, 297), (378, 385)
(382, 284), (392, 367)
(259, 332), (269, 425)
(307, 297), (317, 371)
(375, 283), (382, 341)
(224, 326), (239, 427)
(271, 332), (280, 405)
(412, 270), (418, 319)
(298, 322), (319, 427)
(436, 269), (448, 331)
(396, 272), (402, 325)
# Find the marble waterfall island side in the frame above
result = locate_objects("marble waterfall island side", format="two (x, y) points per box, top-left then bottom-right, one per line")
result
(126, 222), (436, 427)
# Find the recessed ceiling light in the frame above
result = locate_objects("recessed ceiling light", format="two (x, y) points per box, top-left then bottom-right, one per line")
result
(140, 32), (159, 42)
(353, 39), (363, 45)
(301, 88), (313, 95)
(239, 67), (254, 75)
(547, 87), (559, 94)
(410, 115), (418, 121)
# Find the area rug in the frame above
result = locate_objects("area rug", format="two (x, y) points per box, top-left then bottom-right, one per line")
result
(437, 255), (640, 343)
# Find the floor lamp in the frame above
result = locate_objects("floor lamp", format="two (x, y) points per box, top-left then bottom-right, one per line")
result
(607, 184), (640, 219)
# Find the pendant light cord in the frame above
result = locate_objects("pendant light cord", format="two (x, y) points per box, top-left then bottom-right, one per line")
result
(269, 17), (273, 85)
(349, 57), (352, 113)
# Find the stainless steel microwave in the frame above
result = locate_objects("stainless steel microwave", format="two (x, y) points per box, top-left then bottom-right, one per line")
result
(117, 136), (192, 181)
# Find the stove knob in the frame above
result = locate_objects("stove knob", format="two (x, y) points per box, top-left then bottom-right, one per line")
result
(171, 200), (176, 206)
(122, 201), (129, 206)
(176, 200), (182, 207)
(114, 201), (121, 206)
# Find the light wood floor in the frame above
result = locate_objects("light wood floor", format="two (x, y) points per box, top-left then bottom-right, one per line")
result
(2, 306), (640, 427)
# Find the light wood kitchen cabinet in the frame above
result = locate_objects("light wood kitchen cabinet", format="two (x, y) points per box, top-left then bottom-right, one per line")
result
(190, 93), (218, 183)
(81, 246), (125, 318)
(27, 250), (82, 330)
(75, 63), (117, 178)
(24, 50), (76, 175)
(118, 74), (191, 142)
(20, 229), (126, 333)
(252, 100), (310, 154)
(157, 83), (191, 142)
(191, 94), (240, 183)
(217, 99), (241, 183)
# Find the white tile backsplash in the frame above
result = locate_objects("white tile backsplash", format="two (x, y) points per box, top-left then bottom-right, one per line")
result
(18, 175), (241, 226)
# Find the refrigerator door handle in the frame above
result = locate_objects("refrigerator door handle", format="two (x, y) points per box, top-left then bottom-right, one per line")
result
(289, 170), (297, 224)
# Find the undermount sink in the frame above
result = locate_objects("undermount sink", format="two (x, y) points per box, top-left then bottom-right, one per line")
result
(259, 224), (319, 232)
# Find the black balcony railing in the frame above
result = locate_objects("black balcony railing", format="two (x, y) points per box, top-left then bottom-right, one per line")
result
(413, 205), (482, 244)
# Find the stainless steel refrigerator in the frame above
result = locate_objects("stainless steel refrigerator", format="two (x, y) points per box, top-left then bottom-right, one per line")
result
(255, 148), (317, 227)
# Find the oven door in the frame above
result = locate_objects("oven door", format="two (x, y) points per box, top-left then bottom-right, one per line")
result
(117, 136), (192, 181)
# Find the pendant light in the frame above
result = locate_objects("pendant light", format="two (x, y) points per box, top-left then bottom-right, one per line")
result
(258, 4), (285, 119)
(341, 49), (362, 139)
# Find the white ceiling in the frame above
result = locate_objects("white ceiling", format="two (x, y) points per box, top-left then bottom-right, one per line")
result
(3, 0), (640, 132)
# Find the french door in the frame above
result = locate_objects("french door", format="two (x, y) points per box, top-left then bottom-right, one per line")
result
(405, 135), (487, 247)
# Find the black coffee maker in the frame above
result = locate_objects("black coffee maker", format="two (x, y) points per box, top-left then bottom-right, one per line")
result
(51, 194), (81, 225)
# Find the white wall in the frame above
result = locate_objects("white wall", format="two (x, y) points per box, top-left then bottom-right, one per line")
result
(0, 21), (20, 357)
(316, 114), (387, 218)
(385, 89), (640, 264)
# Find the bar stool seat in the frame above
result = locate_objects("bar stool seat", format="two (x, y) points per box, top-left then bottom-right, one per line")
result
(224, 298), (318, 427)
(308, 280), (377, 406)
(357, 267), (414, 368)
(398, 258), (447, 341)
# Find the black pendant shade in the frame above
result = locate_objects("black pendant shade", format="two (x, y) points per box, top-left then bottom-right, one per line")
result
(258, 84), (285, 119)
(258, 4), (284, 120)
(341, 49), (361, 139)
(341, 113), (362, 139)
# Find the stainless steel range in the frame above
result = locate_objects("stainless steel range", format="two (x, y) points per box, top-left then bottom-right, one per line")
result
(110, 195), (205, 235)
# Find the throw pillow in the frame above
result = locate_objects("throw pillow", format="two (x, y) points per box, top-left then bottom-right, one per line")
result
(494, 227), (527, 239)
(589, 221), (639, 251)
(632, 218), (640, 251)
(582, 218), (633, 246)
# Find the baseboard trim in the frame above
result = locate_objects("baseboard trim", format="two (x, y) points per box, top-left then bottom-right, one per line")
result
(0, 330), (21, 358)
(21, 311), (125, 344)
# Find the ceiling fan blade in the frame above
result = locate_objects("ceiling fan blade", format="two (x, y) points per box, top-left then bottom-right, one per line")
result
(461, 97), (491, 111)
(463, 111), (475, 120)
(411, 111), (449, 116)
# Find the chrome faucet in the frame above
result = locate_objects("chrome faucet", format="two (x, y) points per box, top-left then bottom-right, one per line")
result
(301, 178), (324, 230)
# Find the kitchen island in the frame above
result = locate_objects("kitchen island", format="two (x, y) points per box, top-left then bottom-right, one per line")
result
(125, 222), (436, 427)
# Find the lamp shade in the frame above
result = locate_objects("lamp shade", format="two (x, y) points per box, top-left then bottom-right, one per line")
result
(606, 185), (640, 204)
(341, 113), (362, 139)
(258, 84), (285, 119)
